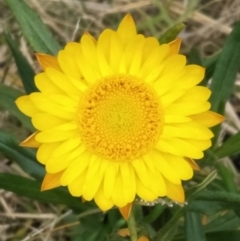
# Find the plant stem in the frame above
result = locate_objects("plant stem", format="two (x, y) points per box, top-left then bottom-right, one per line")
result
(127, 208), (138, 241)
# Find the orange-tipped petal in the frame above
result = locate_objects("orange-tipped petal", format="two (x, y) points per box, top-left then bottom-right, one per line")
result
(41, 171), (63, 191)
(117, 228), (130, 237)
(118, 203), (132, 220)
(190, 111), (224, 127)
(138, 236), (150, 241)
(168, 38), (182, 56)
(164, 178), (185, 203)
(20, 132), (40, 148)
(185, 158), (200, 171)
(36, 53), (61, 71)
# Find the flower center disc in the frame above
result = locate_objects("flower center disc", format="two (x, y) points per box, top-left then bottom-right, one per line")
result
(78, 75), (163, 161)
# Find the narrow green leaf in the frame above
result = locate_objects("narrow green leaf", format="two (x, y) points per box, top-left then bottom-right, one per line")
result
(185, 212), (206, 241)
(0, 130), (44, 180)
(0, 84), (33, 130)
(4, 0), (61, 54)
(0, 173), (91, 212)
(209, 21), (240, 112)
(204, 212), (240, 233)
(206, 231), (240, 241)
(215, 163), (237, 192)
(202, 53), (220, 84)
(153, 208), (184, 241)
(188, 47), (202, 65)
(186, 170), (217, 200)
(4, 31), (37, 94)
(195, 190), (240, 203)
(159, 23), (185, 43)
(214, 132), (240, 158)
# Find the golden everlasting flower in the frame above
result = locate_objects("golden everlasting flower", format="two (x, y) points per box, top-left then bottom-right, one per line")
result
(16, 14), (223, 218)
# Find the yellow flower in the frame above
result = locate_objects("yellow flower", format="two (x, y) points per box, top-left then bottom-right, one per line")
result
(16, 14), (223, 217)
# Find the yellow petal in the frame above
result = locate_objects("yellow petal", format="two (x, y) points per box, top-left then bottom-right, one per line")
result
(45, 67), (81, 96)
(80, 33), (100, 76)
(20, 132), (40, 148)
(122, 35), (145, 73)
(164, 102), (211, 116)
(57, 42), (82, 80)
(37, 142), (61, 165)
(120, 163), (135, 203)
(35, 129), (76, 143)
(83, 159), (108, 201)
(149, 150), (181, 184)
(117, 14), (137, 45)
(162, 122), (213, 140)
(68, 171), (86, 197)
(30, 93), (76, 120)
(36, 53), (61, 71)
(118, 203), (132, 220)
(51, 137), (82, 158)
(167, 38), (182, 56)
(164, 115), (191, 124)
(177, 86), (211, 102)
(172, 65), (205, 90)
(132, 159), (150, 187)
(142, 37), (159, 59)
(15, 95), (38, 117)
(41, 171), (63, 191)
(164, 178), (185, 203)
(94, 184), (114, 211)
(60, 151), (90, 186)
(76, 48), (101, 84)
(136, 176), (157, 201)
(162, 153), (193, 180)
(158, 138), (204, 159)
(140, 44), (169, 79)
(112, 173), (127, 207)
(187, 139), (212, 151)
(161, 54), (186, 75)
(82, 173), (102, 201)
(32, 113), (66, 131)
(103, 163), (117, 198)
(34, 72), (65, 95)
(46, 145), (86, 173)
(190, 111), (224, 127)
(85, 155), (101, 183)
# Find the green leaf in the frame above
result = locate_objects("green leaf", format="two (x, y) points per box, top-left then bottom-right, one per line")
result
(204, 212), (240, 233)
(4, 30), (37, 94)
(0, 173), (92, 212)
(185, 212), (206, 241)
(188, 47), (202, 65)
(206, 231), (240, 241)
(159, 23), (185, 43)
(195, 190), (240, 203)
(153, 208), (184, 241)
(202, 53), (220, 84)
(215, 163), (237, 192)
(186, 170), (218, 200)
(209, 21), (240, 112)
(0, 84), (33, 130)
(214, 132), (240, 158)
(0, 130), (44, 180)
(4, 0), (61, 54)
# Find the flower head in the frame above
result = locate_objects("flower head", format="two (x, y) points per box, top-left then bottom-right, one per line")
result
(16, 14), (223, 215)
